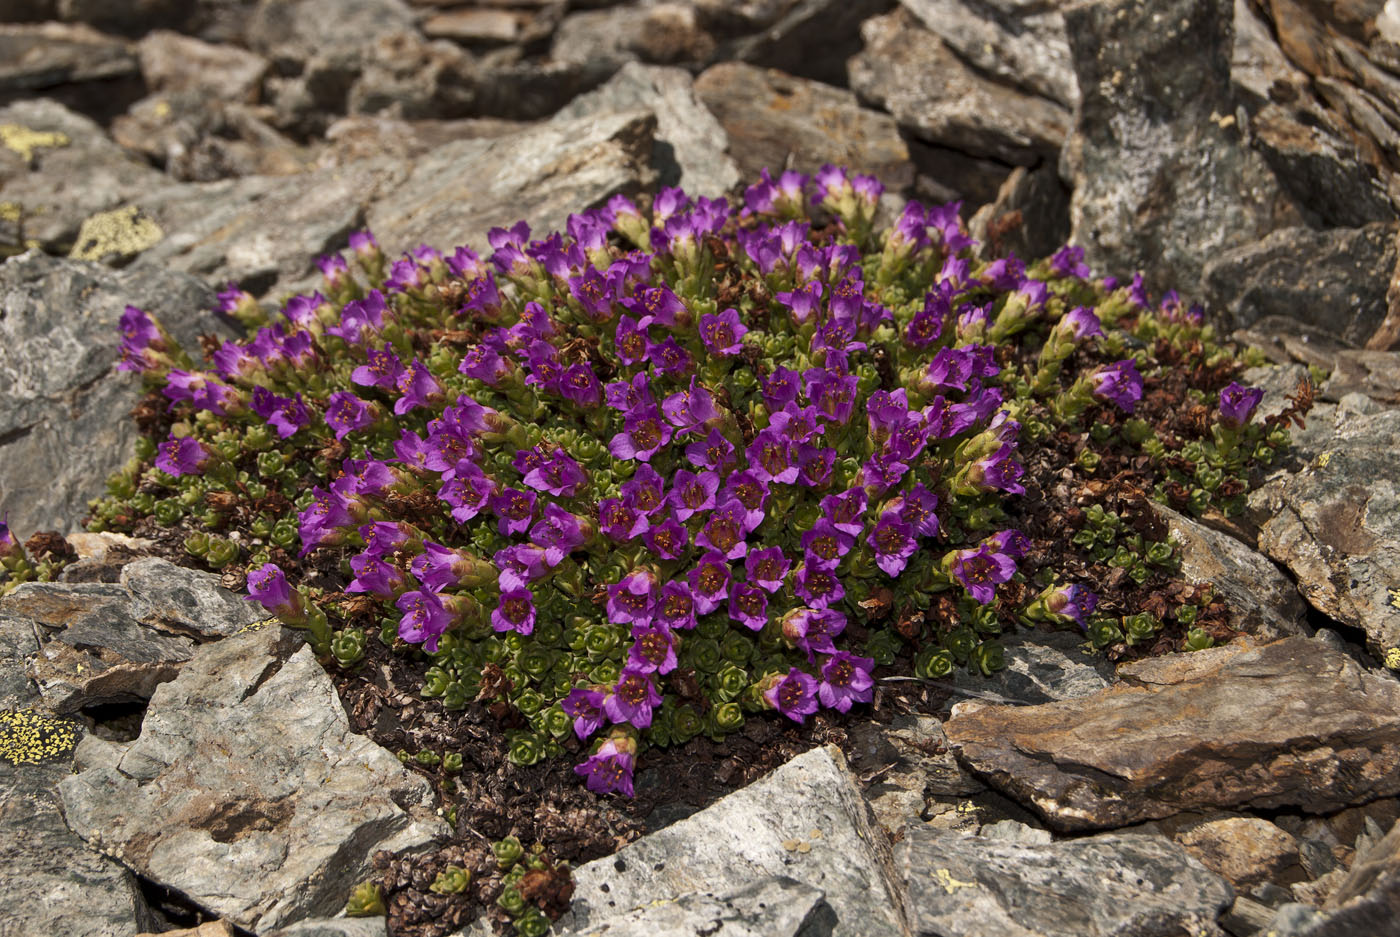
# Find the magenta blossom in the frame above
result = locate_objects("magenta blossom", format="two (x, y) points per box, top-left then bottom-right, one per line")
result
(1090, 359), (1143, 413)
(492, 588), (536, 636)
(728, 581), (770, 631)
(868, 512), (918, 577)
(608, 569), (659, 626)
(699, 308), (748, 356)
(628, 624), (679, 674)
(818, 651), (875, 713)
(745, 546), (791, 594)
(949, 543), (1018, 604)
(782, 607), (846, 662)
(1218, 381), (1265, 429)
(764, 668), (820, 723)
(574, 735), (637, 796)
(563, 688), (607, 740)
(687, 551), (732, 615)
(604, 667), (662, 728)
(246, 562), (298, 617)
(396, 590), (453, 652)
(155, 437), (212, 477)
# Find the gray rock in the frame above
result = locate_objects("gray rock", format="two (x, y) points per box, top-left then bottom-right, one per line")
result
(1250, 104), (1396, 229)
(0, 21), (137, 92)
(471, 54), (616, 121)
(1256, 409), (1400, 662)
(847, 714), (983, 833)
(345, 30), (479, 120)
(555, 876), (834, 937)
(111, 92), (309, 183)
(694, 62), (915, 193)
(951, 629), (1113, 706)
(0, 614), (41, 710)
(263, 919), (390, 937)
(364, 109), (656, 260)
(905, 140), (1013, 210)
(120, 557), (265, 639)
(136, 29), (268, 103)
(1174, 815), (1302, 888)
(1154, 504), (1309, 640)
(898, 823), (1234, 937)
(968, 164), (1073, 262)
(559, 745), (910, 937)
(244, 0), (418, 61)
(55, 0), (194, 35)
(551, 2), (716, 71)
(1062, 0), (1298, 296)
(945, 637), (1400, 831)
(1203, 223), (1396, 347)
(850, 7), (1071, 166)
(1230, 0), (1311, 107)
(58, 625), (449, 932)
(1264, 819), (1400, 936)
(0, 98), (169, 254)
(899, 0), (1079, 108)
(724, 0), (892, 87)
(128, 157), (409, 298)
(0, 251), (223, 536)
(554, 62), (740, 198)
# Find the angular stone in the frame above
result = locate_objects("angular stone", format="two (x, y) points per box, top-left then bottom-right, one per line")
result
(899, 0), (1079, 108)
(0, 21), (137, 92)
(120, 557), (265, 639)
(952, 629), (1113, 706)
(850, 7), (1071, 166)
(245, 0), (418, 61)
(261, 920), (389, 937)
(345, 30), (479, 120)
(1232, 0), (1313, 106)
(694, 62), (914, 193)
(0, 251), (223, 535)
(1175, 816), (1302, 887)
(558, 745), (909, 937)
(364, 109), (655, 260)
(946, 637), (1400, 831)
(898, 823), (1233, 937)
(112, 92), (308, 183)
(551, 3), (716, 71)
(471, 55), (615, 121)
(968, 164), (1072, 263)
(1265, 819), (1400, 936)
(318, 114), (531, 168)
(1256, 409), (1400, 660)
(422, 8), (531, 44)
(136, 30), (268, 103)
(58, 626), (449, 932)
(1203, 223), (1395, 346)
(554, 62), (740, 198)
(1063, 0), (1298, 295)
(555, 877), (833, 937)
(848, 714), (983, 833)
(1, 98), (169, 254)
(55, 0), (194, 36)
(724, 0), (892, 87)
(1154, 504), (1308, 640)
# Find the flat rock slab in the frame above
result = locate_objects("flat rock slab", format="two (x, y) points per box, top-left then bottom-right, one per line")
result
(951, 630), (1113, 705)
(1256, 409), (1400, 662)
(559, 745), (909, 937)
(898, 823), (1233, 937)
(59, 625), (449, 932)
(945, 637), (1400, 831)
(0, 250), (222, 535)
(1155, 504), (1308, 640)
(555, 877), (833, 937)
(553, 62), (740, 199)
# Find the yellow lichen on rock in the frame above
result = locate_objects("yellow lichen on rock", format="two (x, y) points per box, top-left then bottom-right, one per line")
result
(69, 205), (163, 262)
(0, 708), (78, 765)
(0, 201), (20, 223)
(0, 124), (71, 162)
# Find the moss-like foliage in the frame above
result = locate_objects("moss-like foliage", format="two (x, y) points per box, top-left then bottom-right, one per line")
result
(65, 166), (1307, 930)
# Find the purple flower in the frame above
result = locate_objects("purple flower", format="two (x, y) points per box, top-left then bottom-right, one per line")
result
(495, 544), (548, 591)
(666, 470), (719, 522)
(647, 336), (694, 377)
(155, 438), (211, 477)
(1218, 381), (1265, 429)
(687, 551), (732, 615)
(392, 360), (444, 416)
(604, 667), (662, 729)
(523, 449), (587, 497)
(745, 429), (799, 485)
(574, 736), (636, 796)
(868, 512), (917, 577)
(764, 668), (820, 724)
(697, 500), (751, 560)
(620, 464), (667, 516)
(568, 266), (613, 321)
(348, 553), (407, 597)
(699, 308), (748, 356)
(776, 281), (824, 325)
(661, 380), (719, 434)
(745, 546), (791, 594)
(563, 688), (607, 741)
(628, 624), (679, 674)
(326, 290), (387, 345)
(964, 444), (1026, 496)
(246, 562), (296, 615)
(1041, 583), (1098, 627)
(529, 503), (588, 567)
(324, 391), (375, 439)
(117, 305), (166, 372)
(1090, 359), (1144, 413)
(459, 343), (510, 384)
(1057, 306), (1103, 342)
(818, 651), (875, 713)
(251, 387), (309, 439)
(396, 590), (453, 652)
(642, 515), (689, 560)
(801, 519), (856, 566)
(657, 581), (698, 631)
(762, 366), (800, 410)
(492, 588), (537, 636)
(720, 471), (769, 530)
(781, 608), (846, 663)
(1050, 244), (1092, 279)
(599, 498), (647, 542)
(608, 569), (659, 626)
(489, 487), (537, 537)
(985, 529), (1031, 560)
(685, 428), (738, 473)
(437, 469), (497, 524)
(797, 444), (837, 488)
(950, 543), (1018, 604)
(610, 407), (672, 462)
(806, 370), (859, 425)
(894, 483), (940, 537)
(821, 487), (868, 537)
(728, 581), (770, 632)
(793, 562), (845, 609)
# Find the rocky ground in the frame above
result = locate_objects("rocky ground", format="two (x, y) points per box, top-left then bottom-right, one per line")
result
(5, 0), (1400, 935)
